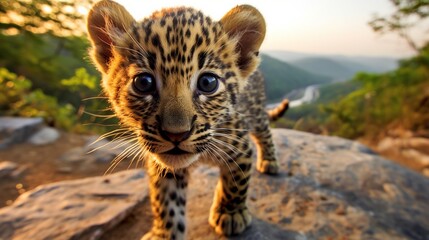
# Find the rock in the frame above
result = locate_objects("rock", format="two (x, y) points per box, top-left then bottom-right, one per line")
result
(28, 127), (60, 145)
(57, 166), (73, 173)
(0, 117), (43, 149)
(0, 161), (18, 178)
(2, 129), (429, 240)
(377, 136), (429, 173)
(402, 149), (429, 166)
(106, 129), (429, 240)
(0, 169), (148, 240)
(60, 136), (131, 165)
(423, 168), (429, 177)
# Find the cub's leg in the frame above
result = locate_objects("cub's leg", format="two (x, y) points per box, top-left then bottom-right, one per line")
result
(251, 112), (279, 175)
(209, 146), (253, 236)
(142, 162), (188, 240)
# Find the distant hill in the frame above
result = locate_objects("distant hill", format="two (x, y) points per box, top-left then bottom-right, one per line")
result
(292, 57), (355, 82)
(259, 54), (332, 102)
(263, 50), (399, 78)
(332, 55), (399, 73)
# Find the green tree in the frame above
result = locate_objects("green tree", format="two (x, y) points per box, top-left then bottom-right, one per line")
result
(369, 0), (429, 52)
(0, 0), (94, 36)
(0, 0), (107, 133)
(0, 68), (77, 129)
(0, 0), (99, 97)
(322, 48), (429, 139)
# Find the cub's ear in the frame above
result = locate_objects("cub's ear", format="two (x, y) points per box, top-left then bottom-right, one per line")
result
(87, 0), (135, 73)
(220, 5), (266, 78)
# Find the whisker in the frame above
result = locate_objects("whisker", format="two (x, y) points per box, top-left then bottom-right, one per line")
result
(82, 96), (108, 101)
(91, 128), (132, 145)
(105, 141), (140, 175)
(92, 25), (147, 59)
(127, 143), (145, 170)
(82, 123), (119, 127)
(210, 141), (245, 180)
(123, 23), (148, 56)
(207, 142), (239, 187)
(135, 143), (150, 169)
(213, 132), (248, 145)
(110, 137), (139, 151)
(212, 138), (247, 157)
(83, 111), (116, 119)
(213, 127), (249, 132)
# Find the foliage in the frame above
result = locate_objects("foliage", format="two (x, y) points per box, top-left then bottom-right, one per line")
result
(0, 68), (77, 129)
(369, 0), (429, 51)
(0, 0), (117, 133)
(61, 67), (98, 92)
(0, 0), (94, 36)
(273, 80), (360, 133)
(278, 46), (429, 140)
(275, 0), (429, 140)
(60, 67), (117, 133)
(319, 47), (428, 139)
(0, 33), (98, 100)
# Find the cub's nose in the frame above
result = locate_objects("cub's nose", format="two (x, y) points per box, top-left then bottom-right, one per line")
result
(160, 129), (192, 143)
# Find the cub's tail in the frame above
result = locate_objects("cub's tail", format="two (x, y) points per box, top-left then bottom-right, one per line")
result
(267, 98), (289, 121)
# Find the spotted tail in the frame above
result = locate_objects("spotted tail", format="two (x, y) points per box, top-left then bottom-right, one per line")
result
(267, 98), (289, 121)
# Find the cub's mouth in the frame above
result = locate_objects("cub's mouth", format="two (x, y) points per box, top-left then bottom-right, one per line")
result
(163, 146), (191, 155)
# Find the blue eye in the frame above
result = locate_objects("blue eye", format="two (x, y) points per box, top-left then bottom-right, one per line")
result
(133, 73), (156, 94)
(197, 73), (219, 94)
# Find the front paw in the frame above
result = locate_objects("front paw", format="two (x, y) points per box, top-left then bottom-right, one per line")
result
(256, 159), (279, 175)
(209, 207), (252, 236)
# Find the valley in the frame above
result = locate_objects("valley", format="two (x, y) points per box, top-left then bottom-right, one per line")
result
(260, 50), (398, 103)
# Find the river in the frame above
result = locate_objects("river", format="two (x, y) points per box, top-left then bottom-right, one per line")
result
(267, 84), (320, 109)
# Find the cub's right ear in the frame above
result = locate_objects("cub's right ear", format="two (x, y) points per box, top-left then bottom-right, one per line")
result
(87, 0), (135, 73)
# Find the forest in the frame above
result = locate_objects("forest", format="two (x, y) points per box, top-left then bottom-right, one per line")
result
(275, 0), (429, 145)
(1, 0), (428, 145)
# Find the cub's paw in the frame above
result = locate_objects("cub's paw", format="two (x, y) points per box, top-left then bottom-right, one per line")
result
(256, 159), (279, 175)
(209, 208), (252, 236)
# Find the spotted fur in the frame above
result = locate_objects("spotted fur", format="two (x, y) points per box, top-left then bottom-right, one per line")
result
(87, 1), (287, 239)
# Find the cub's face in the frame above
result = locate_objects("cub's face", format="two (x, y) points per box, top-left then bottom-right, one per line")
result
(87, 0), (265, 170)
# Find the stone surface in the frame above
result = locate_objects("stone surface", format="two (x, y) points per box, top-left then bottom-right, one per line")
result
(60, 136), (130, 165)
(377, 134), (429, 176)
(1, 129), (428, 240)
(105, 129), (429, 240)
(0, 117), (43, 149)
(0, 161), (18, 178)
(28, 127), (61, 145)
(0, 170), (148, 240)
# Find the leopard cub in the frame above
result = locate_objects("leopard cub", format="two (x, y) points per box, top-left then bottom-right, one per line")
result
(87, 1), (288, 239)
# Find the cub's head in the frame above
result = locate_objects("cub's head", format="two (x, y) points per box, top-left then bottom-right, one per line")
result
(87, 0), (265, 170)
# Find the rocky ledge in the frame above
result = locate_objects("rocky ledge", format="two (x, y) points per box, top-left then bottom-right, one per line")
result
(1, 129), (428, 240)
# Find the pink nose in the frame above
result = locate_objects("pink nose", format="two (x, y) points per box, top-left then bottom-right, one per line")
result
(164, 130), (191, 142)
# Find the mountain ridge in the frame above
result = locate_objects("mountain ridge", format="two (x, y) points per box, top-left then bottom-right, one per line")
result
(291, 57), (355, 82)
(263, 50), (399, 77)
(259, 54), (332, 102)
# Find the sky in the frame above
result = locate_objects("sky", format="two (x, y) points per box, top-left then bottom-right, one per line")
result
(115, 0), (424, 58)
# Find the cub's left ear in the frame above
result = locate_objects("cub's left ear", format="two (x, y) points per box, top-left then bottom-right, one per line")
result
(220, 5), (266, 78)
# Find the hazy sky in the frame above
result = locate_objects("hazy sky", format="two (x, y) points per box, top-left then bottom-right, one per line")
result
(115, 0), (422, 58)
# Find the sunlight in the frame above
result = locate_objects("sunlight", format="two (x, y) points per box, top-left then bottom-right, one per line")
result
(1, 1), (428, 238)
(77, 5), (89, 15)
(114, 0), (301, 51)
(115, 0), (413, 57)
(41, 4), (53, 14)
